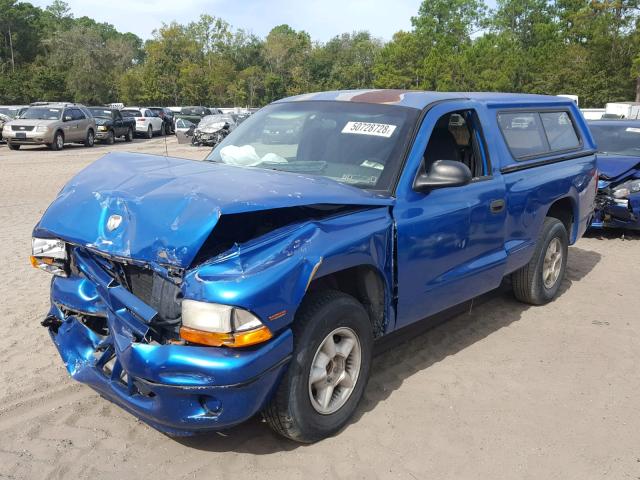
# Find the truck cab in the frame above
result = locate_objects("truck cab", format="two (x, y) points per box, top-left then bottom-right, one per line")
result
(33, 90), (597, 443)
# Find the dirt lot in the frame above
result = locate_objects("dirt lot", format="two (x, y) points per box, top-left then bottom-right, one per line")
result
(0, 138), (639, 480)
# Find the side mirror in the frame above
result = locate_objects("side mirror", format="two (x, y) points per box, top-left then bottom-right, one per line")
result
(63, 115), (73, 122)
(413, 159), (472, 193)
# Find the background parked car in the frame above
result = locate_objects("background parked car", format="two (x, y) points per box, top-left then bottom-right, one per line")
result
(588, 119), (640, 230)
(172, 106), (212, 126)
(88, 107), (136, 144)
(148, 107), (174, 135)
(0, 105), (28, 119)
(2, 102), (96, 151)
(121, 107), (164, 139)
(0, 113), (11, 142)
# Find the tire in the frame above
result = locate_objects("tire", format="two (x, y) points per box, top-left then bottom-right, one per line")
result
(8, 142), (20, 150)
(146, 125), (153, 139)
(105, 130), (115, 145)
(264, 290), (373, 443)
(125, 127), (133, 142)
(512, 217), (568, 305)
(50, 131), (64, 151)
(84, 129), (95, 148)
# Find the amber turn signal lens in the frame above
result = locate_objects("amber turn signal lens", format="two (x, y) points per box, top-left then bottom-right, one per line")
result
(179, 325), (273, 348)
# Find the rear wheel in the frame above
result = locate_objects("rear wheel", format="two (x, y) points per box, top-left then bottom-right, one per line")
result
(8, 142), (20, 150)
(125, 127), (133, 142)
(146, 125), (153, 139)
(264, 290), (373, 443)
(50, 131), (64, 151)
(512, 217), (568, 305)
(84, 129), (95, 147)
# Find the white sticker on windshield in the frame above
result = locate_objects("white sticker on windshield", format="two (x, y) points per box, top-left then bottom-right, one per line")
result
(342, 121), (397, 138)
(626, 127), (640, 133)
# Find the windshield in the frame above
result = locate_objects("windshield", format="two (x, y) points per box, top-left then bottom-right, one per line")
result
(89, 108), (112, 119)
(206, 101), (419, 191)
(122, 110), (141, 117)
(21, 107), (63, 120)
(590, 123), (640, 157)
(0, 107), (20, 118)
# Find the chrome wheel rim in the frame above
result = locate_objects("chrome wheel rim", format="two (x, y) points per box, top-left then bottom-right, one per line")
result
(88, 132), (94, 146)
(543, 237), (563, 289)
(308, 327), (361, 415)
(56, 134), (63, 149)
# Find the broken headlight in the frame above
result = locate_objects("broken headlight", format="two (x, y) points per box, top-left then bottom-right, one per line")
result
(612, 179), (640, 199)
(180, 300), (272, 348)
(30, 237), (68, 277)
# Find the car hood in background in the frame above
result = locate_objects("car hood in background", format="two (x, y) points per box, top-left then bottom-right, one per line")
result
(597, 154), (640, 180)
(8, 118), (59, 128)
(34, 152), (393, 268)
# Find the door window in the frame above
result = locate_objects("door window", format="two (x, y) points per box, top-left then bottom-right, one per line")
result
(422, 110), (490, 178)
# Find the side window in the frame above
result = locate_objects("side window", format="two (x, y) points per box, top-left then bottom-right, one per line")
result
(497, 112), (549, 158)
(115, 110), (122, 120)
(72, 109), (85, 121)
(540, 112), (580, 151)
(423, 110), (489, 178)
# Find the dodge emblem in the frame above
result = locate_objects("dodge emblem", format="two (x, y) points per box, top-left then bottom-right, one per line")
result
(106, 214), (122, 231)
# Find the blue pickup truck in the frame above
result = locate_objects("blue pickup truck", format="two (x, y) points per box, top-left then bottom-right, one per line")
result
(32, 90), (597, 443)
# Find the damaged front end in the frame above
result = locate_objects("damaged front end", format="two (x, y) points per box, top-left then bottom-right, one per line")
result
(33, 152), (394, 434)
(592, 173), (640, 230)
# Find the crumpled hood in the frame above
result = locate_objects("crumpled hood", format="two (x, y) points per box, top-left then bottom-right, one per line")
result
(34, 152), (393, 268)
(597, 154), (640, 180)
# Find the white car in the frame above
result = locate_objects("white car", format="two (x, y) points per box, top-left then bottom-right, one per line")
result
(120, 107), (164, 139)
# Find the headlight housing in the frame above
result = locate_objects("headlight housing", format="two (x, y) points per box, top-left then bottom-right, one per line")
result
(35, 125), (49, 132)
(97, 125), (107, 131)
(30, 237), (68, 277)
(180, 300), (272, 348)
(612, 179), (640, 199)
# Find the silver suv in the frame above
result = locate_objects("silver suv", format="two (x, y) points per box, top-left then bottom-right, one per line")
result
(2, 103), (96, 151)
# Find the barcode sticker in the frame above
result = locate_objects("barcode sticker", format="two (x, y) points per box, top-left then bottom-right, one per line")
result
(342, 121), (397, 138)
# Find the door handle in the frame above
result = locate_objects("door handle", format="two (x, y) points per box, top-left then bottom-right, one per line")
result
(490, 199), (505, 213)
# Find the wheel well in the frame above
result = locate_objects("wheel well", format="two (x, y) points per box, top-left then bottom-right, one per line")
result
(307, 265), (387, 338)
(546, 197), (574, 237)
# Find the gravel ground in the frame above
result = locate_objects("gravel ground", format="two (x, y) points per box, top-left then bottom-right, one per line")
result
(0, 138), (639, 480)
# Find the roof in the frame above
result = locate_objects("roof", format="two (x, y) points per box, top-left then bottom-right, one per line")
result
(587, 119), (640, 126)
(276, 89), (572, 110)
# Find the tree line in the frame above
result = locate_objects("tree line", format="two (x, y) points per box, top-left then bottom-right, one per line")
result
(1, 0), (639, 108)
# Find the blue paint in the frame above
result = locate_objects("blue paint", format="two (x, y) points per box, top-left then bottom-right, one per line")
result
(36, 90), (596, 433)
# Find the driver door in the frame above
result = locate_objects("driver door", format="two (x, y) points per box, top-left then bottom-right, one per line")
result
(394, 102), (507, 329)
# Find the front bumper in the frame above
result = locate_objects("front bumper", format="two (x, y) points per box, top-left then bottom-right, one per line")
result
(95, 129), (111, 139)
(45, 249), (292, 434)
(4, 130), (53, 145)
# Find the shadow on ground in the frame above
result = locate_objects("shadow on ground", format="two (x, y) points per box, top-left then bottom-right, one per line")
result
(174, 245), (601, 454)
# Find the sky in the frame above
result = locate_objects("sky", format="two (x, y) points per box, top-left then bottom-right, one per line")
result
(29, 0), (425, 42)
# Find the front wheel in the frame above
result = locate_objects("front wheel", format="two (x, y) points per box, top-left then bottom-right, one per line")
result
(146, 125), (153, 139)
(105, 130), (115, 145)
(512, 217), (568, 305)
(84, 129), (95, 147)
(263, 290), (373, 443)
(124, 127), (133, 142)
(50, 131), (64, 151)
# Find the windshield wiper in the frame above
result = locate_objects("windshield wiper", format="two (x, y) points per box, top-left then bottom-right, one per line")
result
(262, 161), (327, 173)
